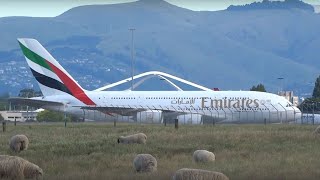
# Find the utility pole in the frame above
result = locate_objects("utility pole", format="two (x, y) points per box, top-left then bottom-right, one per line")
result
(129, 28), (135, 91)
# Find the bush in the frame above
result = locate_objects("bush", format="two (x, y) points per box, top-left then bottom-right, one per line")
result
(36, 110), (79, 122)
(37, 110), (65, 122)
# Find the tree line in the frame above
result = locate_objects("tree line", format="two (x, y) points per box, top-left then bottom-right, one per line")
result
(250, 76), (320, 112)
(250, 83), (266, 92)
(299, 76), (320, 112)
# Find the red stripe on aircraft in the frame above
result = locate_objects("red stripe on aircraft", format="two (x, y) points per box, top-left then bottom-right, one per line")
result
(46, 60), (96, 106)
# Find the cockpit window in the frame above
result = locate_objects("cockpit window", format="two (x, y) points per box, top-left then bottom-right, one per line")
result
(286, 103), (293, 107)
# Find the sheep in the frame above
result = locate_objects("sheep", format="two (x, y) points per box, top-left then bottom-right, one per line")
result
(0, 155), (43, 180)
(133, 154), (157, 173)
(117, 133), (147, 144)
(314, 126), (320, 134)
(9, 135), (29, 153)
(172, 168), (229, 180)
(193, 150), (215, 163)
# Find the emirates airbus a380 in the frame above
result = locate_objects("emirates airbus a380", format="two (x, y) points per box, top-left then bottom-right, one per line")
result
(10, 38), (301, 124)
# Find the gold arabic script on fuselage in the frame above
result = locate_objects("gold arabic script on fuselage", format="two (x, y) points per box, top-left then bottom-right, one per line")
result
(170, 97), (268, 109)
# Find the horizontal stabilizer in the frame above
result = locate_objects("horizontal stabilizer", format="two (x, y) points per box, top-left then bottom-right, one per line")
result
(9, 97), (64, 108)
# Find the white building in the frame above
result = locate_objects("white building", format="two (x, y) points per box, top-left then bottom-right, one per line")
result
(0, 110), (39, 122)
(278, 91), (299, 106)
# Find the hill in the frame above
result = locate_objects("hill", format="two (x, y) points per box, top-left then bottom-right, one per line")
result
(0, 0), (319, 96)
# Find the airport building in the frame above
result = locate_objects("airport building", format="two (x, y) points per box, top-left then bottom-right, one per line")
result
(278, 91), (299, 106)
(0, 110), (39, 122)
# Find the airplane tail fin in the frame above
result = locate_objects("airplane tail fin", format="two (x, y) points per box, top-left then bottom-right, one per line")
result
(17, 38), (95, 105)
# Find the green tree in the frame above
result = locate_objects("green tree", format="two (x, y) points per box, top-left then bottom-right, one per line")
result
(69, 114), (80, 122)
(312, 75), (320, 98)
(36, 110), (78, 122)
(0, 92), (9, 111)
(298, 75), (320, 112)
(298, 98), (320, 113)
(18, 88), (42, 98)
(250, 83), (266, 92)
(37, 110), (65, 122)
(299, 75), (320, 112)
(15, 89), (42, 111)
(0, 101), (7, 111)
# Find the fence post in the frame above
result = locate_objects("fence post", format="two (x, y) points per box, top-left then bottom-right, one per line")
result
(175, 118), (178, 129)
(14, 117), (16, 126)
(64, 113), (67, 128)
(312, 115), (315, 125)
(164, 118), (167, 126)
(264, 118), (267, 125)
(2, 121), (6, 132)
(312, 104), (315, 125)
(114, 119), (117, 127)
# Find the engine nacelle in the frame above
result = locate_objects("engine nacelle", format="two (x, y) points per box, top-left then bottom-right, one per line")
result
(177, 114), (203, 124)
(136, 110), (162, 123)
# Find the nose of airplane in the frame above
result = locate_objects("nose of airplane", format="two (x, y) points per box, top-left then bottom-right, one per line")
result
(294, 106), (301, 114)
(293, 106), (302, 121)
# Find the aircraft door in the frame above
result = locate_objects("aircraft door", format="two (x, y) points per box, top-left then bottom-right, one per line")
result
(104, 95), (111, 105)
(137, 95), (144, 105)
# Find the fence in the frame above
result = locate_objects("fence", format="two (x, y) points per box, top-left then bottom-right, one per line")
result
(299, 101), (320, 125)
(81, 104), (302, 125)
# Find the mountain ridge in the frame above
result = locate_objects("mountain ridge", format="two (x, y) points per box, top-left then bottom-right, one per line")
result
(0, 0), (319, 96)
(227, 0), (314, 12)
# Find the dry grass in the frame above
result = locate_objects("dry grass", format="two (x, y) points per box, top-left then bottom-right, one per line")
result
(0, 122), (320, 180)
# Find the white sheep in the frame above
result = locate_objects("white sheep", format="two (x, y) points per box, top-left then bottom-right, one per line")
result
(9, 134), (29, 153)
(133, 154), (157, 173)
(118, 133), (147, 144)
(0, 155), (43, 180)
(193, 150), (215, 163)
(172, 168), (229, 180)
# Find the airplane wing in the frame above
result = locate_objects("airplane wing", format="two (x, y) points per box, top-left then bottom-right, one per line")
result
(8, 97), (64, 108)
(78, 106), (146, 116)
(76, 105), (186, 116)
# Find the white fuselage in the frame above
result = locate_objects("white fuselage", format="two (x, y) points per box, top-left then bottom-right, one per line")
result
(39, 90), (301, 124)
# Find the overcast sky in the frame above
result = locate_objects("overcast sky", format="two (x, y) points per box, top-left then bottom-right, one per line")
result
(0, 0), (319, 17)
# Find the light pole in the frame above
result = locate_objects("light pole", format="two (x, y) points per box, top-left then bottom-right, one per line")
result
(129, 28), (135, 91)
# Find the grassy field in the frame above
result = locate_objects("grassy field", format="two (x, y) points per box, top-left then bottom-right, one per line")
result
(0, 122), (320, 180)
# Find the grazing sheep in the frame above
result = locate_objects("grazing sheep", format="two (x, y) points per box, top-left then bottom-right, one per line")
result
(9, 135), (29, 153)
(118, 133), (147, 144)
(133, 154), (157, 173)
(0, 155), (43, 180)
(172, 168), (229, 180)
(193, 150), (215, 163)
(314, 126), (320, 134)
